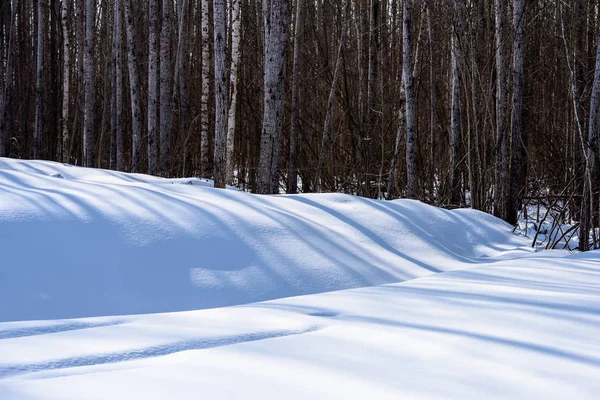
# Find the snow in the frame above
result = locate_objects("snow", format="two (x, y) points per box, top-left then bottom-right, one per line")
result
(1, 157), (599, 399)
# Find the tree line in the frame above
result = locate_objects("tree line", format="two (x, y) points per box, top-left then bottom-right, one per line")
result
(0, 0), (599, 251)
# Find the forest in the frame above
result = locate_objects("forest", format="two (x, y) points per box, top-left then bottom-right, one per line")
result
(0, 0), (599, 251)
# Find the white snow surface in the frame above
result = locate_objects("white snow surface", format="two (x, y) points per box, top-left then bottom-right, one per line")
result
(1, 158), (599, 399)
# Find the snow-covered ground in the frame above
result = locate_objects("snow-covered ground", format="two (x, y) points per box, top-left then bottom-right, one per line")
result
(1, 158), (599, 399)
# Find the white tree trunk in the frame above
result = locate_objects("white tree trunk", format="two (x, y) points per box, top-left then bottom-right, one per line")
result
(147, 0), (159, 175)
(257, 0), (290, 194)
(449, 25), (461, 206)
(226, 0), (241, 185)
(124, 0), (142, 172)
(213, 0), (228, 188)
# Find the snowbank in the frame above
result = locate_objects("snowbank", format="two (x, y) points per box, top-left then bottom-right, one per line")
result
(0, 158), (529, 321)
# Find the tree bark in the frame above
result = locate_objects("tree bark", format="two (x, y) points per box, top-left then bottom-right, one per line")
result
(112, 0), (123, 170)
(287, 0), (304, 194)
(226, 0), (241, 185)
(123, 0), (142, 172)
(61, 0), (71, 162)
(34, 0), (43, 159)
(257, 0), (290, 194)
(82, 0), (96, 167)
(494, 0), (508, 220)
(200, 0), (211, 178)
(160, 0), (173, 176)
(507, 0), (525, 225)
(147, 0), (159, 175)
(449, 24), (461, 206)
(213, 0), (228, 188)
(403, 0), (417, 199)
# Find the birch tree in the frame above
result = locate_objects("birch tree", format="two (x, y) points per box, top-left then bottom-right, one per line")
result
(257, 0), (290, 194)
(449, 23), (461, 206)
(34, 0), (43, 159)
(83, 0), (96, 167)
(213, 0), (228, 189)
(148, 0), (159, 174)
(200, 0), (210, 177)
(287, 0), (304, 194)
(61, 0), (71, 162)
(160, 0), (173, 176)
(507, 0), (525, 225)
(403, 0), (417, 199)
(226, 0), (241, 185)
(494, 0), (508, 220)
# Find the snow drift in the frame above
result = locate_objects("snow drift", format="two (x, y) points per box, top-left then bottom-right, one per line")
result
(0, 158), (529, 321)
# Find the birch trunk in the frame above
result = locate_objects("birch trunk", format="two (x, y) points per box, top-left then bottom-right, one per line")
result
(159, 0), (173, 176)
(61, 0), (71, 162)
(257, 0), (290, 194)
(494, 0), (508, 220)
(83, 0), (96, 167)
(147, 0), (159, 175)
(315, 0), (350, 193)
(403, 0), (417, 199)
(507, 0), (525, 225)
(226, 0), (241, 185)
(34, 0), (43, 159)
(200, 0), (210, 177)
(124, 0), (142, 172)
(287, 0), (304, 194)
(213, 0), (228, 189)
(387, 90), (406, 199)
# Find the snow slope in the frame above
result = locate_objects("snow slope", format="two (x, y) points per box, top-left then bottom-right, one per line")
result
(1, 158), (599, 399)
(1, 157), (528, 321)
(0, 253), (599, 399)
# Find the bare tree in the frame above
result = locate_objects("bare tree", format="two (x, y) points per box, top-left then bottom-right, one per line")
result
(160, 0), (173, 176)
(449, 23), (461, 206)
(315, 0), (350, 193)
(148, 0), (159, 174)
(82, 0), (96, 167)
(61, 0), (71, 162)
(123, 0), (142, 172)
(287, 0), (304, 194)
(34, 0), (43, 159)
(494, 0), (508, 220)
(226, 0), (241, 185)
(112, 0), (123, 170)
(403, 0), (417, 199)
(257, 0), (290, 194)
(213, 0), (228, 188)
(507, 0), (525, 225)
(200, 0), (210, 177)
